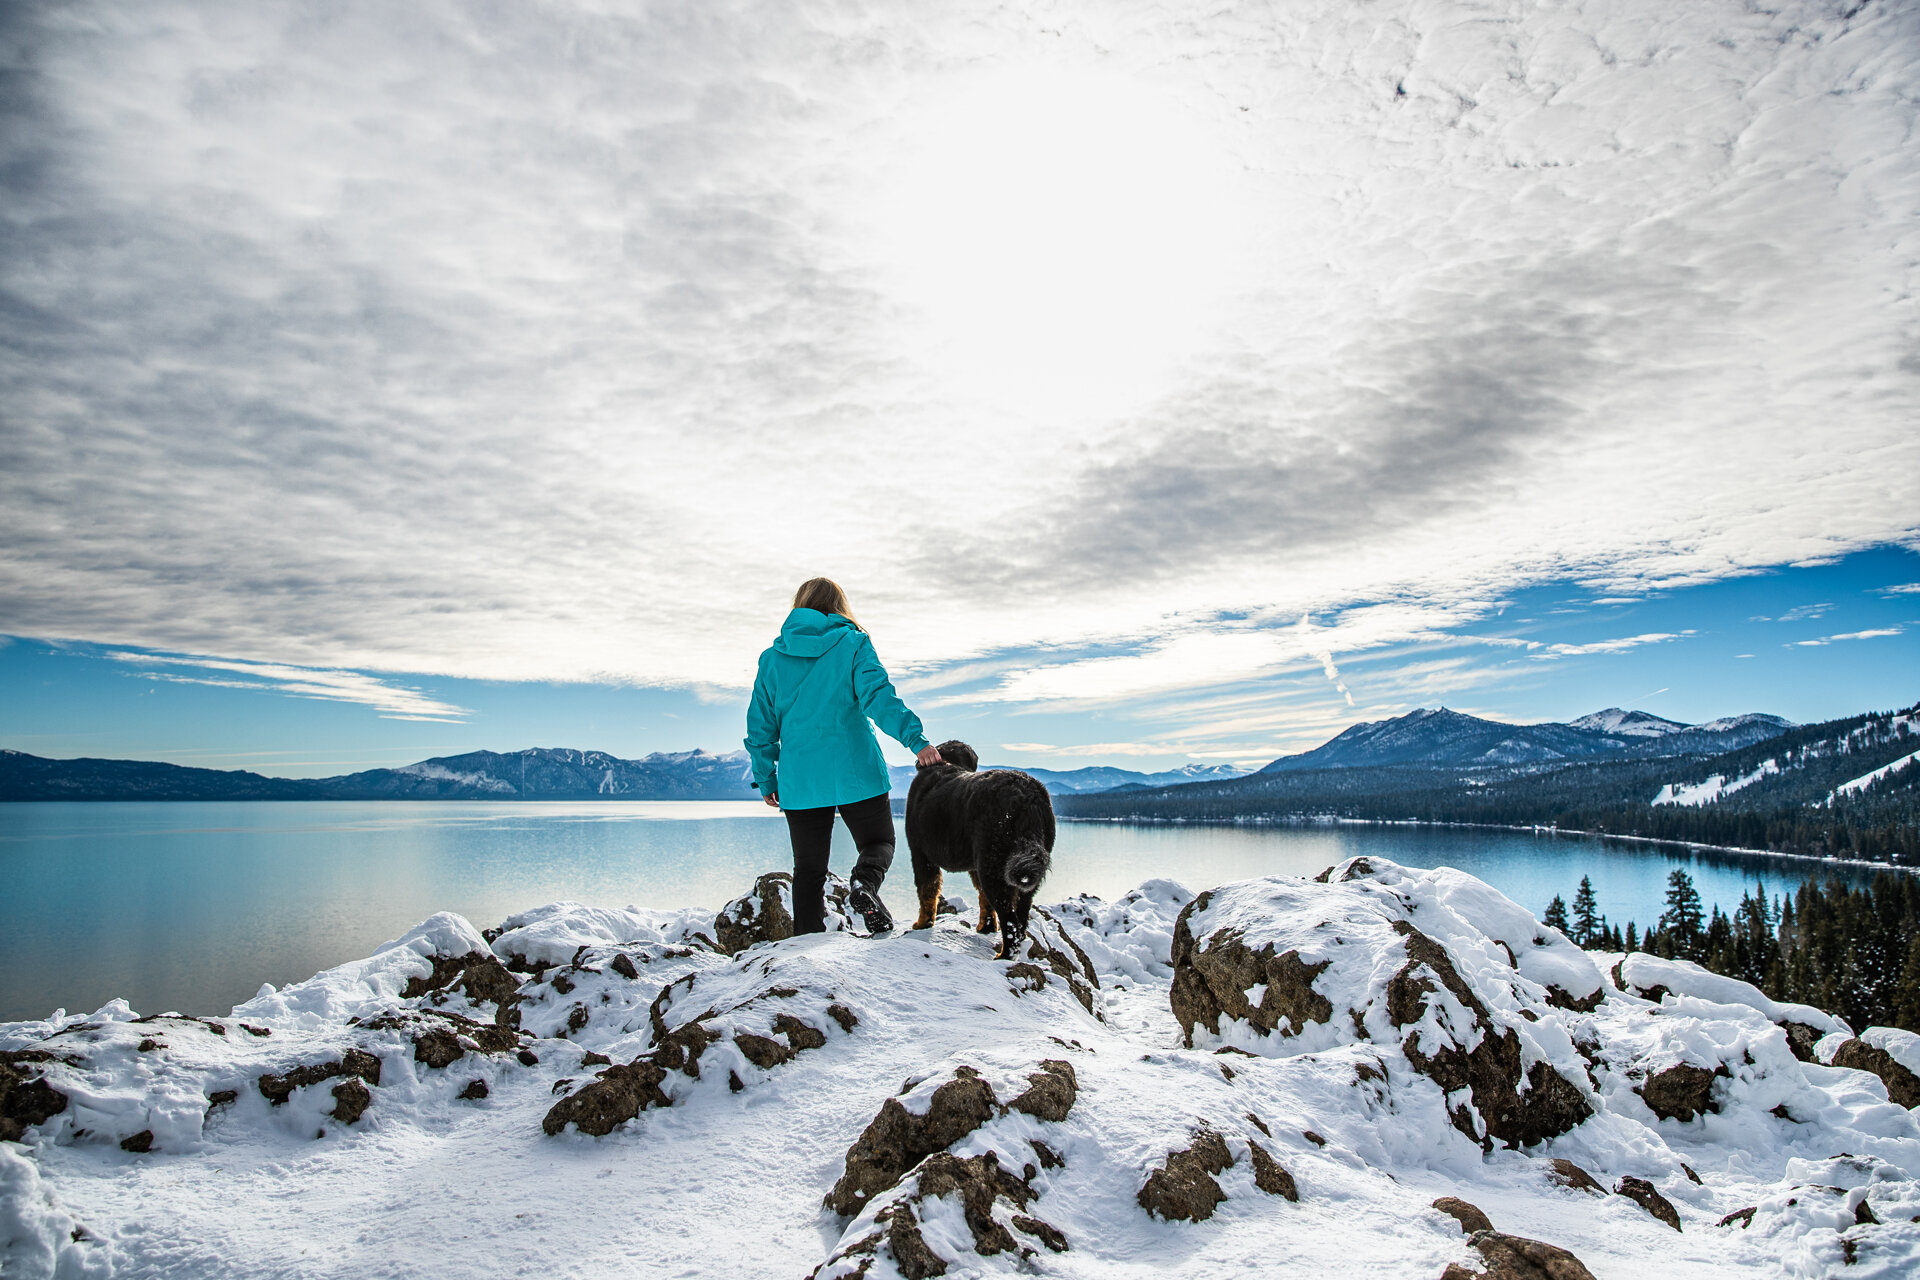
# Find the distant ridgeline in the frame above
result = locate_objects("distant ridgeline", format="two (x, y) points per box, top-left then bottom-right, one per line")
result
(0, 747), (1248, 803)
(1058, 704), (1920, 867)
(0, 747), (760, 802)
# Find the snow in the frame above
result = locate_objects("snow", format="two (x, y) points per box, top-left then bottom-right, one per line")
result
(3, 858), (1917, 1279)
(1861, 1028), (1920, 1080)
(487, 900), (717, 968)
(1653, 758), (1779, 806)
(1833, 750), (1920, 799)
(1569, 708), (1687, 737)
(1617, 953), (1849, 1038)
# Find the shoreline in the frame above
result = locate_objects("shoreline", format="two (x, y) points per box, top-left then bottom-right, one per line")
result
(1059, 812), (1920, 876)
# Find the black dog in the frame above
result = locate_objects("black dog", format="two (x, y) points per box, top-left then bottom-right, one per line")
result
(905, 739), (1054, 958)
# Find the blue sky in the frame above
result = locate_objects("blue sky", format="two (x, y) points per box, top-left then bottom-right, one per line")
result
(5, 546), (1913, 776)
(2, 2), (1917, 777)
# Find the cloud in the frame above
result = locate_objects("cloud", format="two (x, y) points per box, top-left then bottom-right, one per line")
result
(108, 652), (470, 721)
(1881, 584), (1920, 596)
(1776, 603), (1835, 623)
(1296, 614), (1354, 707)
(1536, 632), (1694, 658)
(1791, 628), (1904, 647)
(0, 0), (1915, 725)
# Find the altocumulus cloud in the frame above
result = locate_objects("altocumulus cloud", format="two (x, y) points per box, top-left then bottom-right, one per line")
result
(0, 0), (1916, 710)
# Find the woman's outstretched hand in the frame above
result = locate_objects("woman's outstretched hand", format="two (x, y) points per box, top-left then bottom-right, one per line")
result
(763, 792), (779, 808)
(915, 745), (943, 769)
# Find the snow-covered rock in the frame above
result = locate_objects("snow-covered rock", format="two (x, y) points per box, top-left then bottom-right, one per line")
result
(1169, 857), (1598, 1147)
(1816, 1029), (1920, 1110)
(4, 860), (1920, 1278)
(1615, 953), (1848, 1060)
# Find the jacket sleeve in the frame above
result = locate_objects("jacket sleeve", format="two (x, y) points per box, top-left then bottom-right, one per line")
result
(743, 651), (780, 795)
(852, 634), (930, 754)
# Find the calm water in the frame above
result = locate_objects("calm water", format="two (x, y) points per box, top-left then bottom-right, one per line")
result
(0, 801), (1896, 1023)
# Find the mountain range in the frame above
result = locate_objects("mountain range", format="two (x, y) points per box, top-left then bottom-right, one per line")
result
(1058, 703), (1919, 866)
(1259, 706), (1792, 772)
(1, 704), (1795, 803)
(0, 746), (1248, 802)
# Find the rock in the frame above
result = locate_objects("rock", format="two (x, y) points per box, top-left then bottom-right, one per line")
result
(1005, 962), (1049, 993)
(1386, 924), (1591, 1148)
(609, 952), (639, 980)
(1247, 1140), (1298, 1200)
(205, 1089), (238, 1112)
(1170, 890), (1332, 1044)
(330, 1079), (372, 1123)
(1779, 1021), (1827, 1063)
(907, 1152), (1031, 1257)
(257, 1049), (382, 1106)
(820, 1151), (1062, 1279)
(1011, 1214), (1068, 1252)
(772, 1013), (827, 1052)
(1637, 1063), (1722, 1122)
(546, 971), (844, 1136)
(1680, 1162), (1702, 1185)
(826, 1067), (999, 1216)
(733, 1032), (792, 1069)
(1543, 985), (1604, 1014)
(1011, 909), (1102, 1016)
(1444, 1229), (1599, 1279)
(541, 1060), (670, 1136)
(0, 1052), (69, 1142)
(1614, 1176), (1682, 1231)
(1830, 1038), (1920, 1108)
(399, 951), (523, 1027)
(1169, 871), (1592, 1149)
(1717, 1206), (1756, 1229)
(413, 1029), (465, 1069)
(1137, 1128), (1233, 1222)
(119, 1129), (154, 1153)
(1434, 1196), (1494, 1234)
(1546, 1159), (1605, 1195)
(458, 1079), (489, 1100)
(826, 1004), (858, 1033)
(713, 872), (797, 954)
(1007, 1060), (1077, 1123)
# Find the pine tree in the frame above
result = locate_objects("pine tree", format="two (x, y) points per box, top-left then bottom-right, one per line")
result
(1625, 921), (1638, 953)
(1571, 876), (1600, 947)
(1544, 895), (1569, 934)
(1660, 869), (1705, 958)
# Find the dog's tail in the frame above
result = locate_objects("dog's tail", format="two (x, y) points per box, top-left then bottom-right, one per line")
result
(1003, 840), (1051, 893)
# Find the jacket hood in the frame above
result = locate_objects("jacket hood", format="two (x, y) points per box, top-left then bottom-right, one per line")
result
(774, 608), (857, 658)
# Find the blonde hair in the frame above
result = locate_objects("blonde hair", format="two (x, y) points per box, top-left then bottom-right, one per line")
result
(792, 577), (862, 630)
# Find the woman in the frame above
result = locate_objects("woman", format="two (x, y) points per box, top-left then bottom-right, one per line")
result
(744, 577), (941, 935)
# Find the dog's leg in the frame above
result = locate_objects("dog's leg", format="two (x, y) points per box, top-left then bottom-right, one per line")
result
(969, 869), (996, 935)
(911, 871), (942, 931)
(1000, 891), (1034, 959)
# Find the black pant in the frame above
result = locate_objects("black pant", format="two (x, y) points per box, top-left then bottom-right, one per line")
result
(783, 792), (894, 934)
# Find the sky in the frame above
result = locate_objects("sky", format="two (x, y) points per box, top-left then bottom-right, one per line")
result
(2, 0), (1917, 776)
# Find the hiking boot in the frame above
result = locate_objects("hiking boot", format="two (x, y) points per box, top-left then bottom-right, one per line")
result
(848, 881), (894, 935)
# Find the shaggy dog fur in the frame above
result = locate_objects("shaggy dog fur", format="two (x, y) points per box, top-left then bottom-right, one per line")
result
(905, 739), (1055, 958)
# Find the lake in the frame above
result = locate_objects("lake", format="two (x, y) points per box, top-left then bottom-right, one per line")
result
(0, 801), (1897, 1024)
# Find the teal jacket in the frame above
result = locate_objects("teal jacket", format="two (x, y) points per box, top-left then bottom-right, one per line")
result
(743, 609), (930, 811)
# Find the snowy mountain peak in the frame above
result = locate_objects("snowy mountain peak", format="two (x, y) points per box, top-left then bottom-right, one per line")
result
(1695, 713), (1793, 734)
(1567, 708), (1688, 737)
